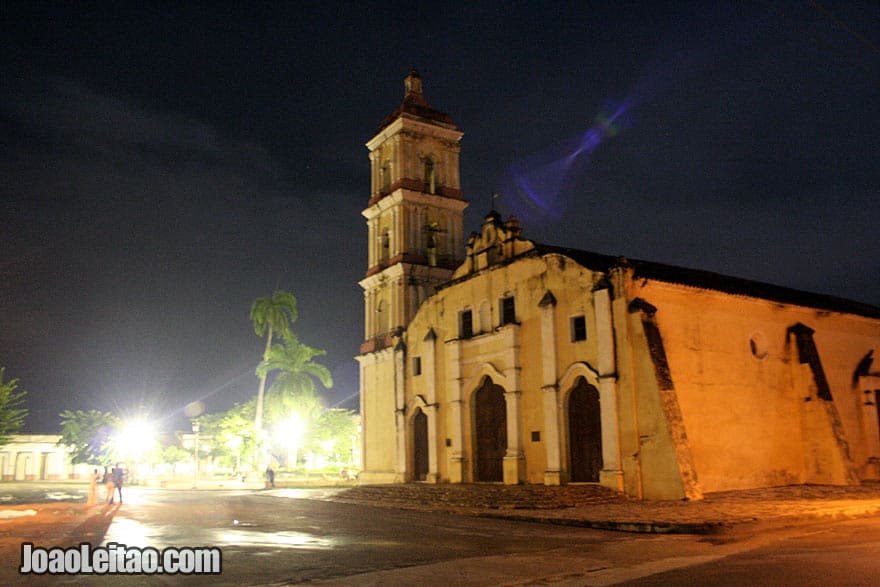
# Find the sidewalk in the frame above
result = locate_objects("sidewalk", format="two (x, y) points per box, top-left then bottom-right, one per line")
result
(328, 481), (880, 534)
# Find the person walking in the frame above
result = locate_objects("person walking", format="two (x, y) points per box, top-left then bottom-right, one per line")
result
(87, 468), (99, 505)
(112, 463), (124, 504)
(265, 465), (275, 489)
(104, 467), (115, 504)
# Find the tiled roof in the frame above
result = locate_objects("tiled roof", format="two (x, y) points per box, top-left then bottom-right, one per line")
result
(534, 243), (880, 319)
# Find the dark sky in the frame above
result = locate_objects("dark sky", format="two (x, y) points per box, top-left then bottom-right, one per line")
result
(2, 2), (878, 433)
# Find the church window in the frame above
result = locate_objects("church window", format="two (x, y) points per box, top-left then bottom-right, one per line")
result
(571, 315), (587, 342)
(424, 157), (436, 194)
(460, 309), (474, 339)
(500, 295), (516, 326)
(412, 356), (422, 376)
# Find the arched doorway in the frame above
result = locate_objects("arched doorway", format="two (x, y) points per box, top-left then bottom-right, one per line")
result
(412, 408), (428, 481)
(474, 377), (506, 482)
(568, 377), (602, 482)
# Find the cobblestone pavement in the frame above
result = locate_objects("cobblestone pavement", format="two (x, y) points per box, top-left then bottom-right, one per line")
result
(329, 481), (880, 533)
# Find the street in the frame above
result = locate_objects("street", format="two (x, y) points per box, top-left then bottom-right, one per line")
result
(1, 484), (879, 585)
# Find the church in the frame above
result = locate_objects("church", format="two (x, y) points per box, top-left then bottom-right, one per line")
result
(356, 71), (880, 500)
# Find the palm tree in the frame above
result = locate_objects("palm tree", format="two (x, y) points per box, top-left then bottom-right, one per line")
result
(250, 290), (298, 439)
(0, 368), (28, 447)
(256, 336), (333, 424)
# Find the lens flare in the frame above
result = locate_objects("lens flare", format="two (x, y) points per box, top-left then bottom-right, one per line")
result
(505, 99), (632, 223)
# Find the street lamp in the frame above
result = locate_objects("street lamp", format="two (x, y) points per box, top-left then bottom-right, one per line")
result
(191, 420), (200, 488)
(115, 418), (156, 484)
(275, 413), (305, 470)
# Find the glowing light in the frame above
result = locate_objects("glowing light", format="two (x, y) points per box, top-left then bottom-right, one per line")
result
(275, 413), (306, 469)
(274, 413), (305, 444)
(115, 419), (156, 461)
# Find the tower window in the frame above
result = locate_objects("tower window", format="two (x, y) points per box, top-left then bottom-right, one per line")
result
(500, 295), (516, 326)
(377, 300), (389, 335)
(380, 229), (390, 263)
(426, 233), (437, 266)
(460, 309), (473, 339)
(571, 315), (587, 342)
(382, 161), (391, 192)
(424, 158), (436, 194)
(412, 356), (422, 376)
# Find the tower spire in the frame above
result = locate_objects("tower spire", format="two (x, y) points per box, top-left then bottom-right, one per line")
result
(404, 68), (423, 100)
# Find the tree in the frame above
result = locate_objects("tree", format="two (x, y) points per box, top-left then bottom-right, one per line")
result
(57, 409), (119, 466)
(310, 408), (359, 466)
(197, 400), (256, 471)
(160, 444), (191, 469)
(250, 290), (298, 438)
(0, 368), (28, 446)
(256, 335), (333, 425)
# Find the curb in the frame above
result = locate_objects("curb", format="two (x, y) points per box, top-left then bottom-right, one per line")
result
(476, 503), (880, 535)
(475, 511), (729, 534)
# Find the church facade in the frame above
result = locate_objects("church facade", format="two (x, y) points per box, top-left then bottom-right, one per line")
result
(356, 71), (880, 499)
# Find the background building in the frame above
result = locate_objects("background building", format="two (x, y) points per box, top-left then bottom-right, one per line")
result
(0, 435), (90, 481)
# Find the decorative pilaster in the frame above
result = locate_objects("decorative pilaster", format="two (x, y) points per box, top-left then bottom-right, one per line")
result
(424, 403), (440, 483)
(539, 291), (561, 485)
(594, 284), (624, 490)
(445, 339), (467, 482)
(503, 389), (525, 484)
(423, 329), (440, 482)
(394, 343), (407, 481)
(503, 324), (525, 484)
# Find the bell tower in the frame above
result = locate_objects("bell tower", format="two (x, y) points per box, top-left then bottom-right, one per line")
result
(359, 70), (467, 352)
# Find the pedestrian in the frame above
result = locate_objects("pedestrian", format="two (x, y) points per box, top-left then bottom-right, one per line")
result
(87, 468), (99, 505)
(265, 465), (275, 489)
(112, 463), (124, 504)
(104, 466), (115, 504)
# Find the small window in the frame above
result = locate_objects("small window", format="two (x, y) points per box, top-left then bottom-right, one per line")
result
(412, 356), (422, 376)
(571, 315), (587, 342)
(460, 309), (473, 338)
(531, 431), (541, 442)
(750, 332), (768, 360)
(500, 296), (516, 325)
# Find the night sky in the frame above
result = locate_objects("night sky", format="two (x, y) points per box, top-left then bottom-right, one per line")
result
(2, 2), (878, 433)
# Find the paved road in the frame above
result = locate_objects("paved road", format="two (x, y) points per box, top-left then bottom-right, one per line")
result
(0, 482), (87, 505)
(5, 485), (880, 585)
